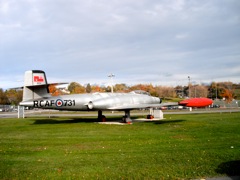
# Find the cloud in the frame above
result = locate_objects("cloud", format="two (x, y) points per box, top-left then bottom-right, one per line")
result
(0, 0), (240, 89)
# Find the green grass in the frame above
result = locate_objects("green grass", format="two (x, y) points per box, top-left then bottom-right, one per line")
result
(0, 112), (240, 179)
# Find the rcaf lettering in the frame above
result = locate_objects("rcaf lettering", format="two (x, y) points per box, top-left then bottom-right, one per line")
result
(33, 100), (75, 107)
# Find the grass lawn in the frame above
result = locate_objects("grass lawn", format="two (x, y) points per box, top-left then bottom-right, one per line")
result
(0, 112), (240, 179)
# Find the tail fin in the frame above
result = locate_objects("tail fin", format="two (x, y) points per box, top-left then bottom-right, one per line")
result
(23, 70), (50, 101)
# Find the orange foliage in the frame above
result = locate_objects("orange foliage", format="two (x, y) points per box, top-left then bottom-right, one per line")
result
(48, 85), (60, 96)
(129, 84), (157, 96)
(221, 88), (233, 102)
(91, 85), (105, 92)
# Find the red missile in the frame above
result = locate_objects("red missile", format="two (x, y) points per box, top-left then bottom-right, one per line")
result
(178, 98), (213, 107)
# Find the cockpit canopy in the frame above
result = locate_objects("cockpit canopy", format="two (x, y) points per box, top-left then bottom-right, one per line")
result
(130, 90), (150, 96)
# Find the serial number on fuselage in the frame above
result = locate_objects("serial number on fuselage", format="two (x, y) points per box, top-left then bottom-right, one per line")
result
(33, 99), (76, 107)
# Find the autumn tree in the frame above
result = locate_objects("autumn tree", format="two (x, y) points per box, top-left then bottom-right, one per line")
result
(91, 85), (105, 92)
(5, 89), (23, 105)
(48, 85), (61, 96)
(129, 84), (157, 96)
(221, 89), (234, 102)
(218, 82), (234, 102)
(129, 84), (148, 92)
(208, 81), (236, 102)
(15, 90), (23, 104)
(155, 86), (177, 99)
(114, 84), (128, 92)
(190, 85), (208, 98)
(0, 89), (10, 104)
(68, 82), (85, 94)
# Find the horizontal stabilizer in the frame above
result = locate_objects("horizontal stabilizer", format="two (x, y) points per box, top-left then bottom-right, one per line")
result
(25, 82), (68, 88)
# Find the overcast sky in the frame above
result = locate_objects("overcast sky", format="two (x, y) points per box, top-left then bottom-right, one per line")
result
(1, 0), (240, 89)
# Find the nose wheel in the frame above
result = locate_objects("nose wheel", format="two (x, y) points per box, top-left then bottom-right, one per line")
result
(98, 110), (106, 122)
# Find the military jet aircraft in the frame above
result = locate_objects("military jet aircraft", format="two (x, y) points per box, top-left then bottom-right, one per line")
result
(20, 70), (175, 122)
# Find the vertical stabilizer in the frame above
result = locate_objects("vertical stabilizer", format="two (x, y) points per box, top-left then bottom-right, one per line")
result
(23, 70), (50, 101)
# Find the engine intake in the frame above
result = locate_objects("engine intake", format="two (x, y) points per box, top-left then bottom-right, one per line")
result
(87, 101), (94, 109)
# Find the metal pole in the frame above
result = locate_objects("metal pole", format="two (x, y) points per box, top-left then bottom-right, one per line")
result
(188, 76), (191, 98)
(108, 73), (115, 93)
(216, 83), (218, 100)
(195, 85), (196, 98)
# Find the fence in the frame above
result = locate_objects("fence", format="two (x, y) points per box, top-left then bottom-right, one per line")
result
(0, 105), (18, 112)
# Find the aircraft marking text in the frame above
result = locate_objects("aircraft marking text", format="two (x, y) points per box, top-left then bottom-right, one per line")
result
(33, 99), (76, 108)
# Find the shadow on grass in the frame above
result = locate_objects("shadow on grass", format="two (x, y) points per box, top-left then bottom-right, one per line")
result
(32, 117), (185, 125)
(153, 119), (185, 124)
(216, 160), (240, 176)
(32, 117), (122, 125)
(140, 119), (185, 125)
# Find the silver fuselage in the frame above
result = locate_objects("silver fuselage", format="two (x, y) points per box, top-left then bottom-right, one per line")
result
(20, 92), (161, 111)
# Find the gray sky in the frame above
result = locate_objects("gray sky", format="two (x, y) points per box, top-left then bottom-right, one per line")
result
(1, 0), (240, 89)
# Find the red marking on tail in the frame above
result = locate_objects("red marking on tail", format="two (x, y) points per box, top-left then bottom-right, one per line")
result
(34, 76), (44, 82)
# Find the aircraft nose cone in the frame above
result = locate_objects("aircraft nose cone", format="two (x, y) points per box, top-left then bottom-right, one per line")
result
(159, 98), (162, 104)
(151, 97), (161, 103)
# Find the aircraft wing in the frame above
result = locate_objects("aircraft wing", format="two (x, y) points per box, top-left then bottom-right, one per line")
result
(107, 102), (178, 110)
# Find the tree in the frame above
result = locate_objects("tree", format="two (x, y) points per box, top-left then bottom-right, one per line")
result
(155, 86), (177, 99)
(221, 89), (233, 102)
(129, 84), (158, 96)
(86, 83), (92, 93)
(217, 82), (234, 102)
(233, 83), (240, 99)
(68, 82), (85, 94)
(0, 89), (10, 104)
(208, 82), (220, 99)
(15, 90), (23, 104)
(207, 81), (236, 102)
(5, 89), (23, 105)
(190, 85), (208, 98)
(105, 86), (112, 92)
(114, 84), (128, 92)
(91, 85), (105, 92)
(48, 85), (61, 96)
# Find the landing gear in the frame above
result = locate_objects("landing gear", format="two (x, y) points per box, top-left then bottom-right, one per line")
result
(98, 110), (106, 122)
(122, 110), (132, 123)
(98, 110), (132, 123)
